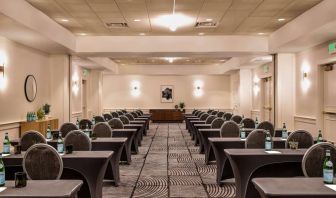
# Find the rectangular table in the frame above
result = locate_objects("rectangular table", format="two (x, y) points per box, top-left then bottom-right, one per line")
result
(48, 138), (126, 186)
(225, 149), (306, 198)
(11, 137), (126, 186)
(150, 109), (184, 123)
(3, 151), (113, 198)
(199, 128), (256, 161)
(112, 129), (137, 164)
(124, 124), (144, 153)
(208, 137), (287, 185)
(252, 178), (336, 198)
(0, 180), (83, 198)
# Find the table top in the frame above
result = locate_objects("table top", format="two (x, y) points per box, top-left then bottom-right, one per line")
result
(209, 137), (287, 142)
(4, 151), (114, 159)
(112, 129), (137, 132)
(47, 137), (127, 143)
(91, 137), (127, 143)
(224, 148), (306, 156)
(0, 180), (83, 198)
(252, 178), (336, 197)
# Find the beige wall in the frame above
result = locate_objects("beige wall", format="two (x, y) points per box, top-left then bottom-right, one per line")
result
(239, 69), (252, 118)
(0, 37), (51, 142)
(295, 41), (336, 140)
(102, 75), (231, 110)
(70, 63), (103, 122)
(49, 55), (70, 125)
(230, 71), (240, 114)
(275, 54), (295, 131)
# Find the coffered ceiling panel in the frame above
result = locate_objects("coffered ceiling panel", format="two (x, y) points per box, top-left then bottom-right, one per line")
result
(26, 0), (323, 36)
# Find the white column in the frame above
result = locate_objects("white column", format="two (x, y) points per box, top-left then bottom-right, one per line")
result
(275, 53), (295, 131)
(239, 69), (253, 117)
(49, 55), (70, 124)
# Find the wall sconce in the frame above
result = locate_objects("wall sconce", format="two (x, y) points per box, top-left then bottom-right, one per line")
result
(131, 81), (140, 97)
(301, 62), (311, 93)
(253, 76), (260, 96)
(303, 72), (308, 79)
(193, 80), (204, 97)
(72, 73), (79, 95)
(0, 65), (4, 78)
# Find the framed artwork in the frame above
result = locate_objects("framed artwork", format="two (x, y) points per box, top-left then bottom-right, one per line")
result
(161, 85), (173, 103)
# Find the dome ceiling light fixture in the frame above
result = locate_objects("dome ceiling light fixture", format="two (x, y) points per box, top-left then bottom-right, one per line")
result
(153, 0), (193, 32)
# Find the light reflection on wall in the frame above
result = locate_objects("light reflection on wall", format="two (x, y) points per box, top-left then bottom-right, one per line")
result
(301, 61), (311, 93)
(0, 51), (7, 91)
(72, 72), (79, 95)
(193, 80), (204, 97)
(253, 76), (260, 96)
(131, 80), (141, 97)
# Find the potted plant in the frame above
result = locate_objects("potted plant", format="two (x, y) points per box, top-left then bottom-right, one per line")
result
(43, 103), (51, 115)
(36, 108), (45, 120)
(178, 102), (185, 112)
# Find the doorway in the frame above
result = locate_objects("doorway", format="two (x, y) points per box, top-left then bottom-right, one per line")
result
(320, 63), (336, 143)
(261, 77), (273, 122)
(82, 79), (88, 119)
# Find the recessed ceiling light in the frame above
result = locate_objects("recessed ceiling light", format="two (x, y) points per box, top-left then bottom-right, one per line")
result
(278, 18), (285, 22)
(258, 32), (265, 35)
(78, 33), (87, 36)
(139, 33), (145, 36)
(206, 18), (213, 21)
(60, 19), (69, 22)
(198, 32), (205, 35)
(133, 19), (141, 22)
(220, 59), (226, 62)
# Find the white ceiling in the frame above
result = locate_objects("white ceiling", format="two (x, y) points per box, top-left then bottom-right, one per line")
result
(26, 0), (322, 36)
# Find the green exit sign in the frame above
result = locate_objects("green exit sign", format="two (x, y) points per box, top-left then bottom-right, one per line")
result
(329, 42), (336, 54)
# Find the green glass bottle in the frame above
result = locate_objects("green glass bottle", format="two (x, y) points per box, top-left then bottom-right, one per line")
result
(57, 131), (64, 154)
(3, 133), (10, 155)
(317, 130), (323, 143)
(91, 115), (96, 126)
(240, 123), (246, 139)
(84, 124), (90, 137)
(0, 154), (5, 187)
(323, 149), (334, 184)
(265, 130), (272, 151)
(281, 123), (288, 139)
(76, 117), (80, 129)
(46, 124), (52, 139)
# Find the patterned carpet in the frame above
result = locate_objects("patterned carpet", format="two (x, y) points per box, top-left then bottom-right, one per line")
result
(103, 123), (236, 198)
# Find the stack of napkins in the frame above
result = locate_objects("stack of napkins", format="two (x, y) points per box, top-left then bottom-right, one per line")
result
(325, 185), (336, 192)
(0, 187), (7, 192)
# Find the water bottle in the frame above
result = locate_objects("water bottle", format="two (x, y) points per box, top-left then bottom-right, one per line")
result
(46, 124), (52, 139)
(240, 123), (246, 139)
(317, 130), (323, 143)
(92, 115), (96, 126)
(281, 123), (288, 139)
(0, 154), (5, 187)
(76, 117), (80, 129)
(57, 131), (64, 154)
(84, 124), (90, 137)
(3, 133), (10, 154)
(265, 130), (272, 151)
(323, 149), (334, 184)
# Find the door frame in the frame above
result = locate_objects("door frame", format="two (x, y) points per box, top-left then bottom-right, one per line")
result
(317, 56), (336, 136)
(82, 79), (88, 119)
